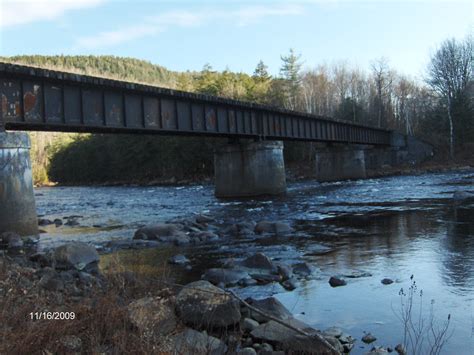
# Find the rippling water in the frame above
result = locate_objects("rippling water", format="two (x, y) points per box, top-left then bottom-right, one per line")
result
(35, 170), (474, 354)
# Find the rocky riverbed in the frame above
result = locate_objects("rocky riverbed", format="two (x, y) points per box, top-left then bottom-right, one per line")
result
(3, 168), (473, 354)
(1, 226), (409, 354)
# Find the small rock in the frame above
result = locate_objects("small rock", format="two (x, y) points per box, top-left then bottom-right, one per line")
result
(344, 342), (355, 353)
(39, 271), (65, 291)
(362, 333), (377, 344)
(366, 346), (389, 354)
(194, 231), (219, 243)
(133, 223), (185, 241)
(292, 262), (316, 276)
(38, 218), (53, 226)
(255, 221), (292, 235)
(242, 318), (259, 332)
(168, 254), (190, 265)
(338, 333), (355, 344)
(64, 218), (80, 226)
(344, 271), (373, 278)
(261, 343), (273, 352)
(202, 268), (250, 287)
(322, 327), (343, 338)
(238, 347), (257, 355)
(395, 344), (406, 355)
(282, 277), (298, 290)
(54, 219), (63, 227)
(195, 214), (214, 224)
(276, 263), (293, 280)
(453, 191), (474, 203)
(381, 278), (394, 285)
(329, 276), (347, 287)
(172, 328), (227, 354)
(250, 273), (282, 284)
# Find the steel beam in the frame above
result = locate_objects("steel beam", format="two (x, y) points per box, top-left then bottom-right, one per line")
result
(0, 63), (391, 145)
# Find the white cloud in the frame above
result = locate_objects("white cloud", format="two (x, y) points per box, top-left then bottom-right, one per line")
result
(1, 0), (106, 28)
(74, 4), (304, 50)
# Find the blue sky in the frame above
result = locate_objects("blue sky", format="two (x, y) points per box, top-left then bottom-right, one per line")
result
(1, 0), (472, 80)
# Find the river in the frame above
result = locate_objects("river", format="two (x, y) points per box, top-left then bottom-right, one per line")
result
(34, 169), (474, 354)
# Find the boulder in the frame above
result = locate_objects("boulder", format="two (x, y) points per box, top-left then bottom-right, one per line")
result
(172, 328), (227, 354)
(176, 280), (241, 328)
(133, 224), (188, 244)
(381, 278), (394, 285)
(241, 253), (275, 270)
(242, 318), (260, 332)
(237, 347), (257, 355)
(276, 263), (293, 280)
(329, 276), (347, 287)
(255, 221), (292, 235)
(246, 297), (292, 323)
(128, 297), (177, 337)
(292, 262), (316, 277)
(53, 242), (99, 272)
(362, 333), (377, 344)
(202, 268), (250, 287)
(250, 319), (338, 354)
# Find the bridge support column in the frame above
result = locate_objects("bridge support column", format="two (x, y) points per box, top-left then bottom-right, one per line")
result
(314, 146), (366, 182)
(0, 132), (38, 236)
(214, 141), (286, 197)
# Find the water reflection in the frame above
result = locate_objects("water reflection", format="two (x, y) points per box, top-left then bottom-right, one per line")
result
(34, 170), (474, 354)
(442, 205), (474, 291)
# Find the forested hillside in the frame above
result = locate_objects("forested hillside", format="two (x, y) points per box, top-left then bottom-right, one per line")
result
(1, 40), (472, 185)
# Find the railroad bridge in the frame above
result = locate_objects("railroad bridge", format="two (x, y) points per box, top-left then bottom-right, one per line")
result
(0, 63), (433, 235)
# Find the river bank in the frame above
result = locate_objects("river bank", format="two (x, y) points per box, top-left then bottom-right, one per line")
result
(35, 157), (473, 188)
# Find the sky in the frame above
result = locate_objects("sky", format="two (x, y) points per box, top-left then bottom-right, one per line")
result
(0, 0), (472, 80)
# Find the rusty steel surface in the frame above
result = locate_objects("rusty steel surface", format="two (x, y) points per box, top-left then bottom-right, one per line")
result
(0, 63), (391, 144)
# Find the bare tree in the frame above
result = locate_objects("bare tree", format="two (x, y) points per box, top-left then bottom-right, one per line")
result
(427, 36), (473, 159)
(371, 57), (393, 128)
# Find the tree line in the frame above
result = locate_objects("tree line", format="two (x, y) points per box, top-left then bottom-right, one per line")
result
(1, 36), (471, 184)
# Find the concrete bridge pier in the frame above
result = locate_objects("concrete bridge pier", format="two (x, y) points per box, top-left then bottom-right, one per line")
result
(214, 140), (286, 197)
(313, 145), (367, 182)
(0, 131), (38, 236)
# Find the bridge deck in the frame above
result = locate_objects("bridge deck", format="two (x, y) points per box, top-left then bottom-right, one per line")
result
(0, 63), (390, 145)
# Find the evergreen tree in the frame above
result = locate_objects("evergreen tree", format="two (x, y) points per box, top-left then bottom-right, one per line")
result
(253, 60), (271, 82)
(279, 49), (303, 110)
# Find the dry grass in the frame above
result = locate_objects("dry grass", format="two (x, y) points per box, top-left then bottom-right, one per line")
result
(0, 255), (172, 354)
